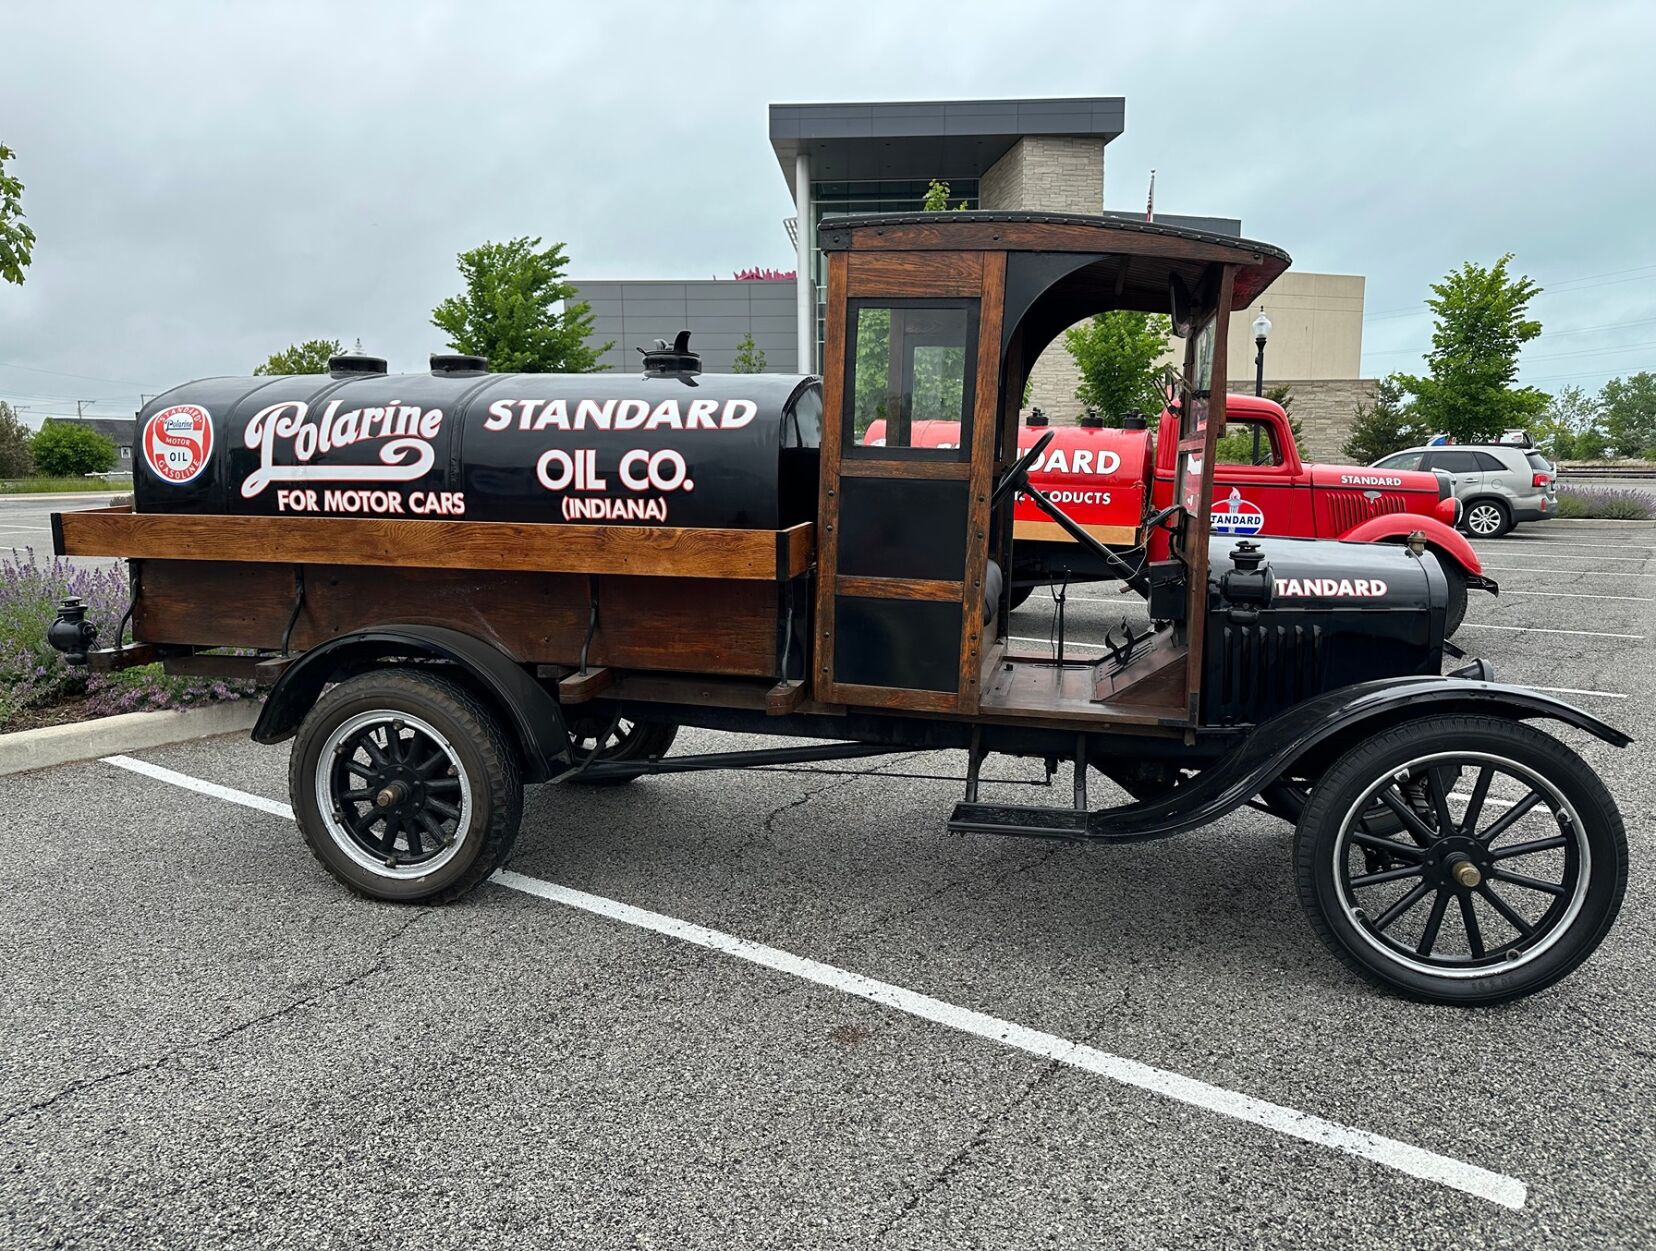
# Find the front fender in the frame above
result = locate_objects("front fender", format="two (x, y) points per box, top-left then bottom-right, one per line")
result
(1078, 677), (1629, 842)
(252, 624), (571, 782)
(1340, 513), (1485, 579)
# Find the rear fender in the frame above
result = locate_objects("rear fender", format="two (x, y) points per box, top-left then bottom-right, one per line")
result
(1081, 678), (1628, 842)
(1340, 514), (1487, 581)
(252, 624), (571, 782)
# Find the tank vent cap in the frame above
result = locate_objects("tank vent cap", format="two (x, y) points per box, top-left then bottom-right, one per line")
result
(328, 350), (388, 378)
(1079, 408), (1106, 429)
(1026, 407), (1048, 428)
(430, 352), (488, 376)
(639, 329), (701, 377)
(1122, 409), (1147, 430)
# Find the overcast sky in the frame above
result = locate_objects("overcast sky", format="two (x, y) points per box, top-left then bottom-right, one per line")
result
(3, 0), (1653, 422)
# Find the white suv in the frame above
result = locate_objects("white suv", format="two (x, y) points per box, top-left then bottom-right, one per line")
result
(1371, 445), (1558, 538)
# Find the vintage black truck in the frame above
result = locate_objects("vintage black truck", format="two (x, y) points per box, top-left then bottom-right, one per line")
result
(50, 213), (1628, 1005)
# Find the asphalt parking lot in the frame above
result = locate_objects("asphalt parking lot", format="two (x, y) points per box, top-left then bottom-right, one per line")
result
(0, 493), (121, 568)
(3, 521), (1653, 1250)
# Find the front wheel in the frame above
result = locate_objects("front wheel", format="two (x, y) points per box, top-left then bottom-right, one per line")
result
(1294, 714), (1626, 1004)
(289, 668), (524, 903)
(1442, 564), (1468, 636)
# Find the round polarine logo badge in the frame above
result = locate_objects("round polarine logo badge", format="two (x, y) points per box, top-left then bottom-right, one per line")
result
(142, 405), (214, 484)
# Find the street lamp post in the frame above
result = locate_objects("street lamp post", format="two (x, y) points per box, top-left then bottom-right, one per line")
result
(1251, 308), (1272, 465)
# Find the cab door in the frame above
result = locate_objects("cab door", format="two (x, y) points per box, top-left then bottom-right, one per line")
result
(813, 249), (1004, 714)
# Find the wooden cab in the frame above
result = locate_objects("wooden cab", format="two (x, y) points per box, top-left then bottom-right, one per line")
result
(811, 212), (1290, 728)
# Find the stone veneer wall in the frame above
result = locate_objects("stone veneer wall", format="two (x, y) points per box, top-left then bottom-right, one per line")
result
(980, 136), (1106, 424)
(1235, 377), (1378, 463)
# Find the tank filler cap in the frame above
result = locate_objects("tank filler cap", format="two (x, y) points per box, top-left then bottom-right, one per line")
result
(1079, 408), (1105, 429)
(430, 352), (489, 376)
(1122, 409), (1147, 430)
(639, 329), (701, 377)
(1230, 539), (1265, 572)
(1026, 407), (1048, 428)
(327, 349), (388, 377)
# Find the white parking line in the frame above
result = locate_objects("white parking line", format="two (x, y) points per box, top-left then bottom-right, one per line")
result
(98, 753), (1527, 1210)
(1480, 567), (1646, 577)
(1478, 540), (1656, 552)
(1471, 552), (1648, 563)
(1010, 635), (1105, 651)
(1457, 623), (1645, 641)
(1500, 590), (1653, 602)
(1529, 686), (1628, 700)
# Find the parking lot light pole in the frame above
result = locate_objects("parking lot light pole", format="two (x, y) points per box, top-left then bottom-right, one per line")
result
(1251, 308), (1272, 463)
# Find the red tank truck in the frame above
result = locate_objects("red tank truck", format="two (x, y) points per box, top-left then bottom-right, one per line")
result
(864, 394), (1494, 634)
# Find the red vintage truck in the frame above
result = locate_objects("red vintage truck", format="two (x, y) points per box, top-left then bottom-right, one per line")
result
(864, 394), (1493, 632)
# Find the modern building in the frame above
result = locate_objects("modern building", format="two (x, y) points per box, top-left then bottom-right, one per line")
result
(570, 96), (1371, 458)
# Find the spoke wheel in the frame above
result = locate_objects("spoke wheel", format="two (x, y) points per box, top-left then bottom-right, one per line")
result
(1295, 715), (1625, 1004)
(290, 669), (523, 903)
(317, 711), (471, 880)
(565, 715), (679, 787)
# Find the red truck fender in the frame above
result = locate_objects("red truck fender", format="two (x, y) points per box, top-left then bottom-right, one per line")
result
(1339, 513), (1489, 582)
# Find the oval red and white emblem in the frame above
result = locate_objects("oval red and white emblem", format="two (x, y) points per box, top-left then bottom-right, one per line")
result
(141, 404), (214, 484)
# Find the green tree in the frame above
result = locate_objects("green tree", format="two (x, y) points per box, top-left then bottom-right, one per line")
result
(431, 236), (610, 373)
(1064, 311), (1172, 422)
(254, 338), (342, 375)
(31, 421), (116, 476)
(1396, 254), (1546, 442)
(731, 331), (766, 374)
(1599, 372), (1656, 459)
(1533, 385), (1607, 461)
(0, 400), (33, 477)
(1264, 382), (1305, 453)
(1342, 377), (1421, 463)
(922, 179), (969, 212)
(0, 142), (35, 286)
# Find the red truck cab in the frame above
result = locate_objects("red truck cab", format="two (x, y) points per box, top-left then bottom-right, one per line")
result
(865, 395), (1492, 631)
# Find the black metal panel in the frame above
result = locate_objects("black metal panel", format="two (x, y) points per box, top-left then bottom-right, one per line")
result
(834, 597), (962, 693)
(837, 476), (968, 580)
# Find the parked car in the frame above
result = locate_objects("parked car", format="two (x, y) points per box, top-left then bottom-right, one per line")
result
(1371, 444), (1558, 538)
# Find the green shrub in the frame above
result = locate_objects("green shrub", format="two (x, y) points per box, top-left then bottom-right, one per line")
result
(30, 423), (116, 476)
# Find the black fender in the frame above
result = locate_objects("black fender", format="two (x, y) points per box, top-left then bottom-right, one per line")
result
(252, 624), (572, 782)
(1072, 678), (1629, 842)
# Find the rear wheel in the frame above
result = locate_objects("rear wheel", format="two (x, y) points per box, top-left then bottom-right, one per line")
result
(565, 715), (678, 786)
(289, 668), (523, 903)
(1295, 714), (1626, 1004)
(1462, 498), (1511, 539)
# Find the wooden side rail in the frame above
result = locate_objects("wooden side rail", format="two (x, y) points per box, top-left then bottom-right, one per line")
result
(53, 507), (815, 582)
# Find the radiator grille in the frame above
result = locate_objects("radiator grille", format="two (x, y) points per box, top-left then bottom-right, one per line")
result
(1207, 622), (1327, 724)
(1323, 491), (1410, 533)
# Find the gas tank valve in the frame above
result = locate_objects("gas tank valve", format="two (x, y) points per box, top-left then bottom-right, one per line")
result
(47, 597), (98, 666)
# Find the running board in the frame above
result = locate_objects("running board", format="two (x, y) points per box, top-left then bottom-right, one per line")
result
(948, 803), (1091, 839)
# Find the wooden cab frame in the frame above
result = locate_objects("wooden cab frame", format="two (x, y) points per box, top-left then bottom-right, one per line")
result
(811, 212), (1290, 728)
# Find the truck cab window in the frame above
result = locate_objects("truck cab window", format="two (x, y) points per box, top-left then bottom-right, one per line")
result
(845, 301), (977, 458)
(1213, 418), (1284, 467)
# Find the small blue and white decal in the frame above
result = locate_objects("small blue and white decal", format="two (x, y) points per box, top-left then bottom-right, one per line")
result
(1211, 487), (1264, 536)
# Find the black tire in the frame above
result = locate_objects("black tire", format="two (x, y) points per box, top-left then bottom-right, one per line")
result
(1007, 584), (1035, 611)
(1294, 714), (1626, 1005)
(289, 668), (523, 904)
(565, 717), (679, 787)
(1461, 498), (1511, 539)
(1442, 563), (1468, 637)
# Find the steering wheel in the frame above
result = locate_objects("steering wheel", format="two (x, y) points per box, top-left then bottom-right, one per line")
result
(992, 429), (1055, 508)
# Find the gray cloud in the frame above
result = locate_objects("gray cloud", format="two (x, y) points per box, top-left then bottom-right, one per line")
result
(3, 0), (1652, 421)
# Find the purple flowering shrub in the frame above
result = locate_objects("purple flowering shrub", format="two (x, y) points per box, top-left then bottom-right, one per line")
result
(0, 548), (255, 730)
(1554, 487), (1656, 521)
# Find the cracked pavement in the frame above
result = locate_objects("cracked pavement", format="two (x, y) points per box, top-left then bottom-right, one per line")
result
(2, 525), (1653, 1249)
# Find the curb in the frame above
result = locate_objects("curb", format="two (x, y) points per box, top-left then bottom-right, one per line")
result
(1535, 518), (1656, 530)
(0, 700), (262, 777)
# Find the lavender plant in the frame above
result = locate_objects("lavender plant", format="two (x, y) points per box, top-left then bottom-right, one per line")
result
(1553, 487), (1656, 521)
(0, 548), (254, 730)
